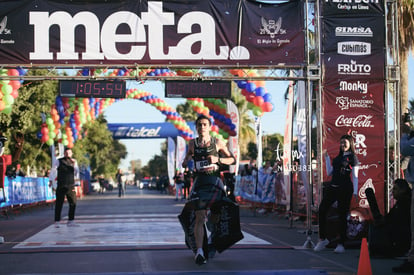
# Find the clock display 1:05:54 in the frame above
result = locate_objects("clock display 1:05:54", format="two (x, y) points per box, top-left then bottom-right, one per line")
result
(59, 80), (126, 98)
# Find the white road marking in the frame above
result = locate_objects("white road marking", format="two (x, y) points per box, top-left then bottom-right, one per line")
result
(13, 214), (270, 249)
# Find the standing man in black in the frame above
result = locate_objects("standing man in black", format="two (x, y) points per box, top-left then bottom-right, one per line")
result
(53, 147), (80, 227)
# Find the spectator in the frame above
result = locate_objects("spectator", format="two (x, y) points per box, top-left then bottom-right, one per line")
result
(183, 167), (193, 200)
(98, 175), (105, 194)
(52, 147), (80, 227)
(367, 178), (411, 258)
(314, 134), (359, 254)
(173, 169), (184, 201)
(393, 120), (414, 273)
(116, 168), (125, 198)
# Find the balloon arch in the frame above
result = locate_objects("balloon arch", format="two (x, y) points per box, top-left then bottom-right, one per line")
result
(31, 68), (275, 148)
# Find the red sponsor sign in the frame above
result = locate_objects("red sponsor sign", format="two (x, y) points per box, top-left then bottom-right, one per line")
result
(321, 3), (386, 220)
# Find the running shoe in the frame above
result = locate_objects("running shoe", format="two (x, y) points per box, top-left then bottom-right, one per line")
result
(314, 239), (329, 252)
(334, 244), (345, 253)
(67, 220), (80, 227)
(195, 253), (207, 265)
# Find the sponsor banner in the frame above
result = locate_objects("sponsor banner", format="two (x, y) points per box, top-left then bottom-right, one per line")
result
(226, 99), (240, 175)
(321, 0), (385, 17)
(175, 136), (187, 171)
(281, 82), (294, 208)
(321, 2), (386, 216)
(296, 75), (308, 196)
(323, 81), (384, 114)
(107, 122), (195, 139)
(167, 137), (175, 186)
(0, 0), (304, 66)
(321, 17), (384, 54)
(241, 0), (304, 65)
(322, 55), (385, 82)
(0, 177), (54, 208)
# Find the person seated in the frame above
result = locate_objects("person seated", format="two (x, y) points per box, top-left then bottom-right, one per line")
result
(366, 178), (411, 258)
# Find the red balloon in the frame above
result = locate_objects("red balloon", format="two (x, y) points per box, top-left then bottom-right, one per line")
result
(9, 80), (20, 90)
(246, 93), (255, 103)
(253, 96), (264, 107)
(263, 102), (273, 112)
(7, 69), (19, 76)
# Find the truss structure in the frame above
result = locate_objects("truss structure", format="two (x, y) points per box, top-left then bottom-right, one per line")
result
(0, 0), (400, 212)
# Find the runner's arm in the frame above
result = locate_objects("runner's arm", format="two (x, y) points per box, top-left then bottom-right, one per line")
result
(214, 139), (236, 166)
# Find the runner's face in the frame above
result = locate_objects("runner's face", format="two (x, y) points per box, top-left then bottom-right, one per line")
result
(196, 119), (211, 136)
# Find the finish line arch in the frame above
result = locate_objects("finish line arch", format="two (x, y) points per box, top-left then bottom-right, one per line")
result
(107, 122), (196, 140)
(0, 0), (402, 243)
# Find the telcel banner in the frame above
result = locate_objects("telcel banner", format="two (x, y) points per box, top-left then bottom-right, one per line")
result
(0, 0), (304, 66)
(108, 122), (195, 139)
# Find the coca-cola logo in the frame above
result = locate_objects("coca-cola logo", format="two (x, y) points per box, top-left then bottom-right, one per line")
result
(335, 114), (374, 128)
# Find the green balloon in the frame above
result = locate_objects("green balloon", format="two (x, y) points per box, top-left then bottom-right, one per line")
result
(1, 84), (12, 95)
(1, 105), (12, 114)
(3, 94), (14, 105)
(0, 80), (9, 86)
(46, 139), (54, 146)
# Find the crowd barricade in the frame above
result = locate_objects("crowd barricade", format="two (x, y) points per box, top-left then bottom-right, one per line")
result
(235, 169), (320, 219)
(0, 176), (55, 213)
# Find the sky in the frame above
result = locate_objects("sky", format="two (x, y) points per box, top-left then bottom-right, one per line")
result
(104, 56), (414, 170)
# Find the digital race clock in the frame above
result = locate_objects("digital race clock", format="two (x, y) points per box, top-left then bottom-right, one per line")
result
(165, 80), (231, 98)
(59, 80), (126, 98)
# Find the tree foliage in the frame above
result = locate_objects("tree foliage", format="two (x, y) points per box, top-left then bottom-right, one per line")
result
(0, 69), (127, 178)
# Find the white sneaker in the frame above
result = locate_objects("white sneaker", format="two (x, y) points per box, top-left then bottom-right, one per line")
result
(314, 239), (329, 251)
(54, 222), (61, 228)
(334, 244), (345, 253)
(67, 220), (80, 227)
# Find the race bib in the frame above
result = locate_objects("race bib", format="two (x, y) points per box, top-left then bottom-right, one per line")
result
(195, 160), (210, 170)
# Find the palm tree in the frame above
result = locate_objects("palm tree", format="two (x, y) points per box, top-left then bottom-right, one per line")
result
(398, 0), (414, 112)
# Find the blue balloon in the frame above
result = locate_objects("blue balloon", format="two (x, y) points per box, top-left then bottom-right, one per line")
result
(255, 87), (265, 97)
(82, 68), (89, 76)
(119, 69), (127, 76)
(263, 93), (272, 102)
(246, 82), (256, 93)
(237, 80), (247, 89)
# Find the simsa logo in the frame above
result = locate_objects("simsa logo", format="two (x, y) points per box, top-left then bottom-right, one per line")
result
(335, 27), (373, 37)
(29, 2), (250, 61)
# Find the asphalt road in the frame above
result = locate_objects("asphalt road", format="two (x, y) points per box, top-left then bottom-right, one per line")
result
(0, 184), (404, 275)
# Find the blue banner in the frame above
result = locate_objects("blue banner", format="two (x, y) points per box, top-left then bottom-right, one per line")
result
(0, 177), (55, 208)
(107, 122), (196, 139)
